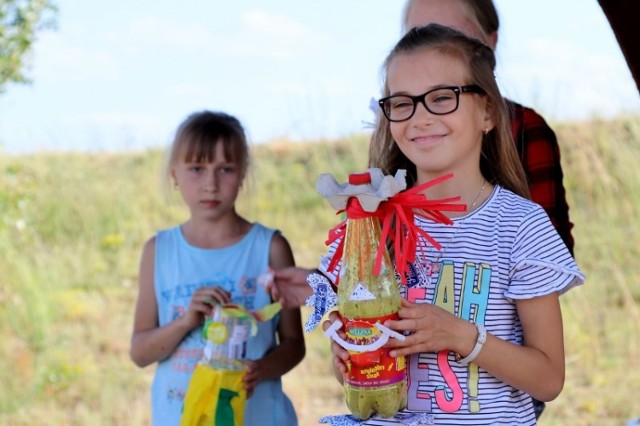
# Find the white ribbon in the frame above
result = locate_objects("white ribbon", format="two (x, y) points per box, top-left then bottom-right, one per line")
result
(324, 319), (406, 353)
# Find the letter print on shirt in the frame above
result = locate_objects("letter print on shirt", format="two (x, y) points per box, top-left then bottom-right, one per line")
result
(405, 258), (491, 414)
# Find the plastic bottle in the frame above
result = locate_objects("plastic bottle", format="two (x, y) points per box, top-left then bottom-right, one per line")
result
(336, 172), (407, 419)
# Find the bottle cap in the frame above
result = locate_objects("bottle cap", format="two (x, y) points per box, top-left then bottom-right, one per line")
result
(348, 172), (372, 185)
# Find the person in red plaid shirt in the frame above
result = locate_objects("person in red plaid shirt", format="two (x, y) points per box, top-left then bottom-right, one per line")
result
(403, 0), (574, 255)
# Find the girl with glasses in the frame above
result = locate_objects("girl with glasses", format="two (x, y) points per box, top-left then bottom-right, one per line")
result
(271, 24), (583, 425)
(397, 1), (575, 418)
(400, 0), (575, 257)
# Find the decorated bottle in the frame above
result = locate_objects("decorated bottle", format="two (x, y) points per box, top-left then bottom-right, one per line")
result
(331, 172), (407, 419)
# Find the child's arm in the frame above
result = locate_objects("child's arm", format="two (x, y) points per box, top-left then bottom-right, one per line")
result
(129, 237), (230, 367)
(385, 293), (565, 402)
(268, 266), (315, 308)
(473, 293), (565, 401)
(243, 233), (306, 395)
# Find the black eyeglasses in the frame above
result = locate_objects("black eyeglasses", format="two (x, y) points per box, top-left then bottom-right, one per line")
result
(378, 85), (486, 122)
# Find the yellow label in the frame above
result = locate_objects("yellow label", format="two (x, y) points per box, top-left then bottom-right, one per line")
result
(206, 322), (228, 344)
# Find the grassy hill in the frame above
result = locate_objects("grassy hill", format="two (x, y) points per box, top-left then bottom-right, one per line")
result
(1, 115), (639, 425)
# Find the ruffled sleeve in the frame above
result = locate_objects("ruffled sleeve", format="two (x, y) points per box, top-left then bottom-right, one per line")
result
(506, 206), (584, 300)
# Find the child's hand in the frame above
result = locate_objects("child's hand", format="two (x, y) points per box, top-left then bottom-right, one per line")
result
(384, 299), (468, 357)
(243, 359), (269, 398)
(322, 311), (350, 382)
(267, 267), (314, 308)
(181, 286), (231, 330)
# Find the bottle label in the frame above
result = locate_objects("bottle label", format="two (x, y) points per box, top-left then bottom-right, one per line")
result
(343, 313), (407, 387)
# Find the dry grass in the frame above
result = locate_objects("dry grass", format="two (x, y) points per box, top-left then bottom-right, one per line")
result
(1, 116), (639, 425)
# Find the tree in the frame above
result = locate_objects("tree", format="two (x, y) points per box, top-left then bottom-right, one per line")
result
(0, 0), (56, 93)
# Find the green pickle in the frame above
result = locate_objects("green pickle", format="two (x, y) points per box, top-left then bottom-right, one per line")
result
(338, 200), (407, 419)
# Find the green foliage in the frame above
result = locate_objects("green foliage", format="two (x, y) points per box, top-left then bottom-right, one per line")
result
(0, 0), (56, 92)
(1, 117), (640, 424)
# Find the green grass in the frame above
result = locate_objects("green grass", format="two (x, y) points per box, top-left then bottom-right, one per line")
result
(1, 117), (639, 425)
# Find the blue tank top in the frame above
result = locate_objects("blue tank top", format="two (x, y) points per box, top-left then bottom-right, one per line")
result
(150, 223), (298, 425)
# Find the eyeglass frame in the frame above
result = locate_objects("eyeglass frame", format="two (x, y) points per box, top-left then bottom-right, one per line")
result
(378, 85), (486, 122)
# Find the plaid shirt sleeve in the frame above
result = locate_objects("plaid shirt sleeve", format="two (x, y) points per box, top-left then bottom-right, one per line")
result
(507, 99), (575, 255)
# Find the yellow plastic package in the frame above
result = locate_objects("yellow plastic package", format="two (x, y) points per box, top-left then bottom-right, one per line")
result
(180, 365), (246, 426)
(180, 301), (281, 426)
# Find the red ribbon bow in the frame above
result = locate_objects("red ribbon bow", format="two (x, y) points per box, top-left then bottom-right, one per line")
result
(325, 173), (466, 285)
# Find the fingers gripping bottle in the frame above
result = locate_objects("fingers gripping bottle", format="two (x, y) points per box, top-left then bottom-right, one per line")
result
(323, 171), (407, 419)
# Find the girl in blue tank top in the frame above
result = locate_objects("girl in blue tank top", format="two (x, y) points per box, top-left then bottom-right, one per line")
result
(130, 110), (305, 426)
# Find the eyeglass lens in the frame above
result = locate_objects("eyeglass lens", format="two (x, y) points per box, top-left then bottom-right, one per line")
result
(383, 87), (460, 121)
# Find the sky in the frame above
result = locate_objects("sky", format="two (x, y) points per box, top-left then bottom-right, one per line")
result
(1, 0), (639, 154)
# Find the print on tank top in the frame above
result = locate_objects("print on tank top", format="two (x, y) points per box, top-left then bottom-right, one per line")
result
(166, 274), (259, 378)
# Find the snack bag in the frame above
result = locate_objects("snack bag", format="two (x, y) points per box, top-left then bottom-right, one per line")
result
(180, 300), (280, 426)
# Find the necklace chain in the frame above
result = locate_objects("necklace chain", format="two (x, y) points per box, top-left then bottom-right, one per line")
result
(420, 179), (487, 279)
(468, 179), (487, 211)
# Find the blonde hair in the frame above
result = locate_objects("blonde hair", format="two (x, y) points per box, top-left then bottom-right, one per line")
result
(401, 0), (500, 39)
(165, 110), (250, 186)
(369, 24), (530, 198)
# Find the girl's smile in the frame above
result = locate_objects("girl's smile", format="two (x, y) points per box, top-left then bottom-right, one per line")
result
(387, 48), (492, 183)
(409, 132), (447, 147)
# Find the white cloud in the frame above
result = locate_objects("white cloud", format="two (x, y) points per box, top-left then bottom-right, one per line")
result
(31, 32), (120, 83)
(236, 9), (325, 60)
(497, 35), (640, 120)
(164, 82), (212, 97)
(80, 111), (162, 130)
(242, 9), (313, 39)
(103, 16), (217, 51)
(99, 9), (322, 61)
(3, 0), (638, 154)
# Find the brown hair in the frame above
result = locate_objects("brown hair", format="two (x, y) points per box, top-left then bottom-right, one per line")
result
(401, 0), (500, 39)
(165, 110), (249, 184)
(369, 24), (530, 198)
